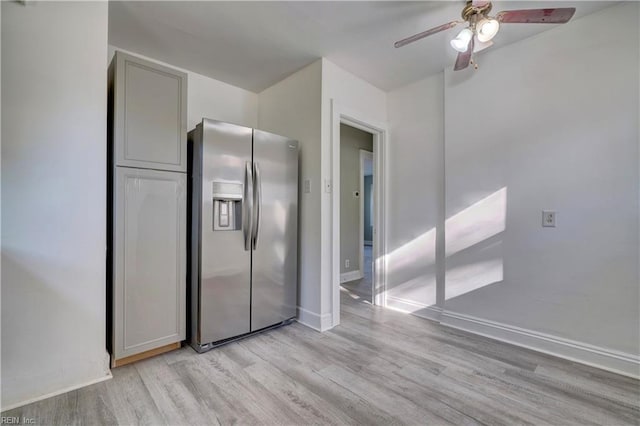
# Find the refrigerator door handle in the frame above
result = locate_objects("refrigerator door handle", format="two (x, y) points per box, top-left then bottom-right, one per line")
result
(252, 162), (262, 249)
(243, 161), (253, 251)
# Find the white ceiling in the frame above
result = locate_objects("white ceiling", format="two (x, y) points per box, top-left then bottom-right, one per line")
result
(109, 1), (614, 92)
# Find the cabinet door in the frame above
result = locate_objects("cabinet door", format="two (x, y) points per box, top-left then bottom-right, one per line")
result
(113, 167), (186, 360)
(114, 52), (187, 172)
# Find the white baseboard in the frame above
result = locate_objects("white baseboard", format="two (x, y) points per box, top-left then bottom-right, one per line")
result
(1, 371), (112, 412)
(320, 312), (334, 331)
(340, 270), (363, 283)
(386, 296), (442, 322)
(297, 307), (333, 332)
(441, 310), (640, 379)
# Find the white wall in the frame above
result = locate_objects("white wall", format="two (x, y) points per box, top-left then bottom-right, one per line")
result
(1, 1), (111, 409)
(386, 73), (444, 318)
(258, 60), (324, 329)
(442, 3), (639, 372)
(258, 59), (386, 330)
(108, 46), (258, 129)
(321, 59), (387, 324)
(339, 124), (372, 275)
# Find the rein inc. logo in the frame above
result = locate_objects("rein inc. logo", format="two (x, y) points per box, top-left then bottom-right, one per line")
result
(1, 417), (35, 425)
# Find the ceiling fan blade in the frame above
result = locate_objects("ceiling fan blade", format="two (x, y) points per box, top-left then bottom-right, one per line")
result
(394, 21), (458, 48)
(454, 36), (474, 71)
(496, 8), (576, 24)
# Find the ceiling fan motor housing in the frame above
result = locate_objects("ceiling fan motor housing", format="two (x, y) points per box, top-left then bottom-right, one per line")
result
(462, 1), (492, 22)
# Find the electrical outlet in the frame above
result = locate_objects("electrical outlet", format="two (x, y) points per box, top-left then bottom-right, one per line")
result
(345, 259), (350, 268)
(542, 210), (556, 227)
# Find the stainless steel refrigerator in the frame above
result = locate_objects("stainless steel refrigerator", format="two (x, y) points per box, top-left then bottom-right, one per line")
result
(188, 119), (298, 352)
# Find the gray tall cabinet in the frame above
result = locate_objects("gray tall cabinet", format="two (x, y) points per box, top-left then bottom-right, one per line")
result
(108, 51), (187, 367)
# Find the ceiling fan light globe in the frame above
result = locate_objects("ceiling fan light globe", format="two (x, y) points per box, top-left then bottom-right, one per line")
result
(450, 28), (473, 52)
(450, 38), (468, 52)
(477, 18), (499, 42)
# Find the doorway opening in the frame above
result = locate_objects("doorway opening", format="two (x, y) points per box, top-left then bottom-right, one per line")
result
(330, 101), (388, 328)
(339, 125), (374, 304)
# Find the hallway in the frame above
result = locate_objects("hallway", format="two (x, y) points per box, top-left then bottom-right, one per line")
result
(341, 245), (373, 302)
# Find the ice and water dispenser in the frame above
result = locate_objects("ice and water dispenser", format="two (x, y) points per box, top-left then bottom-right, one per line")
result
(211, 182), (243, 231)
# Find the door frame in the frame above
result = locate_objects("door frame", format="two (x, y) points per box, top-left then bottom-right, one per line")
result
(331, 100), (388, 328)
(359, 149), (374, 298)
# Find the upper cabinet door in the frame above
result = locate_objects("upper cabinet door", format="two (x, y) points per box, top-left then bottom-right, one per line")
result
(113, 51), (187, 172)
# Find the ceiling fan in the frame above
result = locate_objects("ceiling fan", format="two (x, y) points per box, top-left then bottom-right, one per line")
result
(394, 1), (576, 71)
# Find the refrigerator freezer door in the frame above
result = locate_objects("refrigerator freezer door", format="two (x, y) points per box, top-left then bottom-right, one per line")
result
(251, 130), (299, 331)
(197, 119), (253, 344)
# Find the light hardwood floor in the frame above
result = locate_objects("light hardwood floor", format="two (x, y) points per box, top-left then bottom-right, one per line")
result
(4, 291), (639, 425)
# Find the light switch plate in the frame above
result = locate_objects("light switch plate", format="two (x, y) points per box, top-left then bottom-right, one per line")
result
(303, 179), (311, 194)
(542, 210), (556, 227)
(324, 179), (332, 193)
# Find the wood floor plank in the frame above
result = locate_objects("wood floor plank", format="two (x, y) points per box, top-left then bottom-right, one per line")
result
(239, 334), (406, 425)
(73, 382), (118, 426)
(103, 364), (166, 425)
(534, 364), (640, 407)
(241, 329), (332, 372)
(317, 363), (457, 425)
(282, 365), (402, 425)
(184, 349), (307, 425)
(243, 361), (358, 425)
(134, 356), (217, 425)
(504, 367), (640, 424)
(3, 290), (638, 425)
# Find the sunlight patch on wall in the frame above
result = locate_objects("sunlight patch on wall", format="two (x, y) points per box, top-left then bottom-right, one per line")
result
(380, 227), (437, 310)
(386, 227), (437, 270)
(377, 187), (507, 313)
(446, 187), (507, 257)
(445, 187), (507, 300)
(445, 258), (504, 301)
